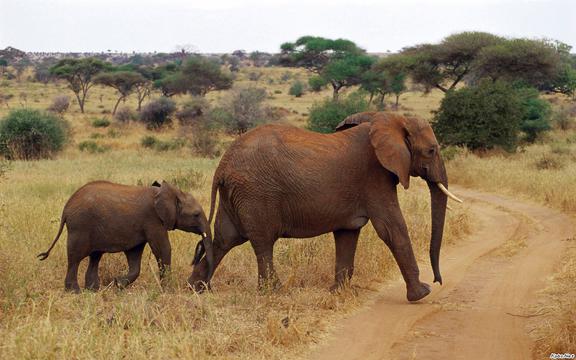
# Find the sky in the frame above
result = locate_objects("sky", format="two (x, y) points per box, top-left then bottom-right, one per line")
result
(0, 0), (574, 53)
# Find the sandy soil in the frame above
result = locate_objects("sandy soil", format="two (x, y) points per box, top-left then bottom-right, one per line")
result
(308, 187), (575, 360)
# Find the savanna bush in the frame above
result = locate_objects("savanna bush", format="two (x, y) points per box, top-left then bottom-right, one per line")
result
(433, 81), (522, 151)
(289, 81), (305, 97)
(47, 95), (70, 115)
(516, 87), (551, 143)
(215, 87), (269, 135)
(140, 135), (185, 151)
(78, 140), (109, 154)
(190, 127), (220, 158)
(176, 96), (210, 127)
(552, 105), (575, 130)
(91, 117), (111, 128)
(0, 109), (68, 160)
(139, 97), (176, 129)
(114, 106), (136, 123)
(308, 76), (326, 92)
(307, 92), (369, 133)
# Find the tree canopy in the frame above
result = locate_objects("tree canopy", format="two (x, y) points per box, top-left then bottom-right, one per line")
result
(95, 70), (147, 114)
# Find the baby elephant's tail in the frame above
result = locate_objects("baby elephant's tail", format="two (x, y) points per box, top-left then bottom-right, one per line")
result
(37, 215), (66, 261)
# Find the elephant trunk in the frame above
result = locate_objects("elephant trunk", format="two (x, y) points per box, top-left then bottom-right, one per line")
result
(427, 173), (448, 285)
(192, 213), (214, 285)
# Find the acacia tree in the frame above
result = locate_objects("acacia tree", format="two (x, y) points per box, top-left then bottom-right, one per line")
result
(95, 71), (147, 115)
(154, 57), (233, 97)
(401, 31), (504, 93)
(50, 58), (108, 113)
(474, 38), (561, 87)
(281, 36), (375, 100)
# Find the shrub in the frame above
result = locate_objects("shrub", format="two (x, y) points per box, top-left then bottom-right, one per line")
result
(440, 146), (465, 161)
(516, 87), (551, 143)
(0, 109), (68, 160)
(140, 135), (185, 151)
(92, 118), (111, 128)
(216, 87), (268, 135)
(115, 106), (136, 123)
(78, 140), (109, 154)
(248, 71), (262, 81)
(307, 92), (369, 133)
(280, 71), (292, 82)
(141, 135), (158, 148)
(274, 89), (282, 94)
(176, 96), (210, 126)
(433, 81), (522, 152)
(308, 76), (326, 92)
(191, 127), (220, 158)
(552, 105), (575, 130)
(47, 95), (70, 115)
(0, 160), (10, 180)
(139, 97), (176, 129)
(289, 81), (305, 97)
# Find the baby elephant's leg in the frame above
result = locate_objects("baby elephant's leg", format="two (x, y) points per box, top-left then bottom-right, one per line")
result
(115, 243), (146, 288)
(85, 252), (103, 291)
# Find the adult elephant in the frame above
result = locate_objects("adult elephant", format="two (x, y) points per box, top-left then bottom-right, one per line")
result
(190, 112), (462, 301)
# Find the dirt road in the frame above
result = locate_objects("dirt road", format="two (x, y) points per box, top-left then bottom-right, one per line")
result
(309, 188), (575, 360)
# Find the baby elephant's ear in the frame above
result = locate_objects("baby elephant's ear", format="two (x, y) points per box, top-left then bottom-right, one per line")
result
(369, 114), (411, 189)
(154, 181), (178, 230)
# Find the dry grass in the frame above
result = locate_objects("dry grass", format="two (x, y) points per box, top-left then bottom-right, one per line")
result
(0, 73), (467, 359)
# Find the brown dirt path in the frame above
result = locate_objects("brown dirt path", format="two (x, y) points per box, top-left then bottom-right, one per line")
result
(308, 187), (575, 360)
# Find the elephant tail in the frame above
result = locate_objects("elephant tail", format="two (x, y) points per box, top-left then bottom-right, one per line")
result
(37, 215), (66, 261)
(207, 174), (222, 226)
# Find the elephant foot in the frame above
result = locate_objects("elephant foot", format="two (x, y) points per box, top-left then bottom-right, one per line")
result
(85, 283), (100, 292)
(187, 279), (211, 293)
(330, 282), (358, 296)
(406, 282), (431, 302)
(65, 285), (81, 294)
(114, 277), (130, 289)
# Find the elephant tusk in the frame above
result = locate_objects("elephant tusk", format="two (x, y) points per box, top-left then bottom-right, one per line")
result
(437, 183), (463, 203)
(202, 232), (207, 238)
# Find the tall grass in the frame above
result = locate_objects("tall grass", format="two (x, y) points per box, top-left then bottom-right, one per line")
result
(0, 151), (468, 359)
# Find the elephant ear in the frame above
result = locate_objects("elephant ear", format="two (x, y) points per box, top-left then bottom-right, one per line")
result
(335, 112), (378, 131)
(154, 181), (179, 230)
(369, 114), (412, 189)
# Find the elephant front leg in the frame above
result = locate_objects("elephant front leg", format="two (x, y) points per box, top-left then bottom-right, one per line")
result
(251, 239), (281, 291)
(372, 217), (431, 302)
(331, 229), (360, 292)
(148, 232), (172, 283)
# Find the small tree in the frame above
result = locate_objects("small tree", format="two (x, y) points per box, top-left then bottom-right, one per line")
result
(95, 71), (147, 115)
(49, 58), (108, 113)
(433, 80), (522, 151)
(307, 92), (369, 133)
(308, 76), (326, 92)
(0, 109), (69, 160)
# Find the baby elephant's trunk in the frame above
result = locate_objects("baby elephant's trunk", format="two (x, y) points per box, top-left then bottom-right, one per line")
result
(192, 214), (214, 285)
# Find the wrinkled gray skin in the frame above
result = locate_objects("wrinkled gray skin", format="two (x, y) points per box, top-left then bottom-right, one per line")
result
(190, 112), (450, 302)
(38, 180), (213, 292)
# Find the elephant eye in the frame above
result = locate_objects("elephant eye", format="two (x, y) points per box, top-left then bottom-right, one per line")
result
(427, 147), (436, 156)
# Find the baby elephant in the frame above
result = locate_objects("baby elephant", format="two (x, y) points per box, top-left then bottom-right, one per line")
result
(38, 180), (213, 292)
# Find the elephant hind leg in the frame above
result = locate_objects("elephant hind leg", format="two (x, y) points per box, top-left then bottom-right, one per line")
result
(331, 228), (360, 292)
(85, 252), (103, 291)
(115, 243), (145, 288)
(65, 233), (90, 293)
